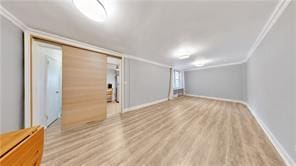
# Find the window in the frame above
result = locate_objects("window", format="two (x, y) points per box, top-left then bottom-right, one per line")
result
(174, 70), (182, 89)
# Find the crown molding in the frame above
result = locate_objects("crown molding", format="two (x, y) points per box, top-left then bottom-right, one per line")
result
(0, 5), (28, 30)
(183, 0), (292, 72)
(1, 4), (123, 57)
(244, 0), (292, 61)
(1, 4), (172, 66)
(1, 1), (292, 70)
(29, 29), (122, 57)
(184, 60), (246, 72)
(124, 54), (172, 68)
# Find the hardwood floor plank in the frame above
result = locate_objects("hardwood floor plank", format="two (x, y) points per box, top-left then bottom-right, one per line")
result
(42, 96), (285, 166)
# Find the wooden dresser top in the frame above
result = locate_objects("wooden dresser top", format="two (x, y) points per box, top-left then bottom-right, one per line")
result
(0, 126), (39, 157)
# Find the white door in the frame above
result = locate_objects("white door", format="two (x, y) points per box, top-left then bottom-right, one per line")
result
(46, 53), (61, 126)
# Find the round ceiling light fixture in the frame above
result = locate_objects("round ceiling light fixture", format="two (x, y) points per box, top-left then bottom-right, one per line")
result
(73, 0), (107, 22)
(193, 59), (212, 67)
(178, 55), (191, 60)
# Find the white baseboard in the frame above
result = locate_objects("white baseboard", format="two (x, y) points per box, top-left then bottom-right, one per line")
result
(186, 94), (295, 166)
(123, 98), (168, 112)
(185, 94), (246, 105)
(245, 104), (296, 166)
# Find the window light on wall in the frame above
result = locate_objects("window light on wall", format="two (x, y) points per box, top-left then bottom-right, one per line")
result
(174, 70), (182, 89)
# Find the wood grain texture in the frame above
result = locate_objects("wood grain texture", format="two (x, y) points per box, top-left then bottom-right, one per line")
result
(62, 45), (107, 129)
(42, 96), (285, 166)
(0, 126), (44, 166)
(0, 127), (37, 157)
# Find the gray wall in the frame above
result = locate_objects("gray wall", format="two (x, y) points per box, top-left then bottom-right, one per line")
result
(184, 64), (246, 101)
(124, 58), (170, 108)
(246, 2), (296, 161)
(0, 16), (24, 133)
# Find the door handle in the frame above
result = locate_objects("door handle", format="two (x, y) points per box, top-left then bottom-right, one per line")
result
(56, 91), (60, 94)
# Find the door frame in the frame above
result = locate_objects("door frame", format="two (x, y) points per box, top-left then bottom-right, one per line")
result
(31, 39), (62, 127)
(107, 56), (124, 114)
(24, 31), (124, 128)
(45, 50), (62, 126)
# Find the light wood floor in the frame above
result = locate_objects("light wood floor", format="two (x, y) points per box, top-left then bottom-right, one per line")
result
(42, 96), (285, 166)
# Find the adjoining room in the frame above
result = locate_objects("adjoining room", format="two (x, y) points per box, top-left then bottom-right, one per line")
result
(106, 57), (122, 117)
(32, 40), (62, 128)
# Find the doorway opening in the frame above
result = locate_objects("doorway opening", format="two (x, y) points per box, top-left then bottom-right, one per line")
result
(32, 40), (62, 128)
(106, 57), (122, 117)
(29, 37), (124, 130)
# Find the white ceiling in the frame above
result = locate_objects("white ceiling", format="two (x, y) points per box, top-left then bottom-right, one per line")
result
(1, 0), (278, 69)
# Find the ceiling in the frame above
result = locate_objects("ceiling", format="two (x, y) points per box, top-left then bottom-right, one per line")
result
(1, 0), (278, 69)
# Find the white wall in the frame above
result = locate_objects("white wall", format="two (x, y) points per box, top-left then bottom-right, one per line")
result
(246, 2), (296, 162)
(184, 64), (246, 101)
(0, 16), (24, 133)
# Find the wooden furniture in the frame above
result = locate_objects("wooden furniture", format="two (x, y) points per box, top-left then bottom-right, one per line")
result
(62, 45), (107, 129)
(0, 126), (44, 166)
(106, 88), (113, 102)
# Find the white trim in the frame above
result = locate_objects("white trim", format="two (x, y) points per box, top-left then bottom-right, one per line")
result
(1, 4), (123, 58)
(123, 98), (168, 112)
(1, 0), (292, 72)
(0, 7), (171, 70)
(106, 56), (124, 114)
(186, 94), (295, 166)
(245, 104), (296, 166)
(184, 94), (245, 104)
(184, 60), (245, 72)
(0, 4), (170, 69)
(181, 0), (292, 71)
(0, 5), (28, 30)
(244, 0), (292, 62)
(121, 56), (125, 113)
(124, 54), (171, 68)
(29, 29), (123, 58)
(24, 31), (31, 128)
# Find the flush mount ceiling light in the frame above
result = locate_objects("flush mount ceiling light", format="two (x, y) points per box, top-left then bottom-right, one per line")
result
(178, 55), (190, 59)
(193, 59), (212, 67)
(174, 46), (204, 60)
(73, 0), (107, 22)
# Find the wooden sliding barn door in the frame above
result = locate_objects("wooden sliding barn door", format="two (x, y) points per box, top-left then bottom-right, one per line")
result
(62, 45), (107, 129)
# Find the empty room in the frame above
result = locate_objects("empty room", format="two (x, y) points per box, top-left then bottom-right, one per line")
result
(0, 0), (295, 166)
